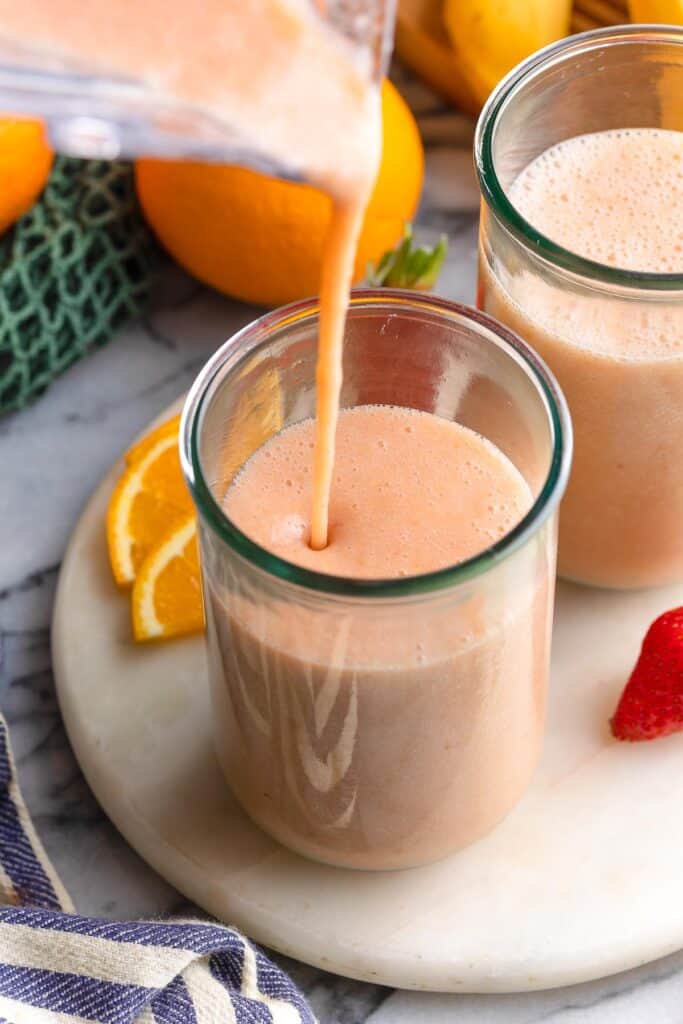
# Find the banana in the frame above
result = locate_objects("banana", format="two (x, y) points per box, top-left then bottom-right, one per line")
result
(628, 0), (683, 133)
(571, 2), (629, 33)
(395, 0), (480, 114)
(396, 0), (677, 121)
(575, 0), (629, 24)
(628, 0), (683, 20)
(572, 10), (602, 28)
(442, 0), (572, 108)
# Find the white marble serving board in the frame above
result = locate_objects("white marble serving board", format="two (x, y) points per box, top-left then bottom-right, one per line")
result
(52, 401), (683, 994)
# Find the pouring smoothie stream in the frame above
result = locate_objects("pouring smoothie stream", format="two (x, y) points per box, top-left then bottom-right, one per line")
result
(0, 0), (382, 549)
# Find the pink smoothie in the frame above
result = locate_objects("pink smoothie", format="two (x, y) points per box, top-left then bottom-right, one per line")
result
(205, 405), (552, 869)
(226, 405), (533, 577)
(480, 128), (683, 587)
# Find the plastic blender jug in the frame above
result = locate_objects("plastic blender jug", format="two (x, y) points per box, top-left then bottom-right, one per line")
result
(0, 0), (395, 169)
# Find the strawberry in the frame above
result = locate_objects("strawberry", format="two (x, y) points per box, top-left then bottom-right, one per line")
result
(611, 606), (683, 742)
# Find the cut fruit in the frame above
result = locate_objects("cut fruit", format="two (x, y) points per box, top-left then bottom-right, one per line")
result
(443, 0), (572, 108)
(108, 377), (282, 639)
(125, 413), (182, 466)
(132, 513), (205, 642)
(107, 420), (193, 586)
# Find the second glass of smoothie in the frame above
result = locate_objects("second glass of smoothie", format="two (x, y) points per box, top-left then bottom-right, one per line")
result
(476, 25), (683, 589)
(181, 292), (571, 870)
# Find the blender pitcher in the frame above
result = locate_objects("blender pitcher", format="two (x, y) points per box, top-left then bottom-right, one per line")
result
(0, 0), (395, 169)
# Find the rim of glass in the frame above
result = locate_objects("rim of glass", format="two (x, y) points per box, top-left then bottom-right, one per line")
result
(180, 290), (572, 598)
(475, 24), (683, 292)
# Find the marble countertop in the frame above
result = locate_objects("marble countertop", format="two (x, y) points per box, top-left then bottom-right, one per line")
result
(2, 69), (683, 1023)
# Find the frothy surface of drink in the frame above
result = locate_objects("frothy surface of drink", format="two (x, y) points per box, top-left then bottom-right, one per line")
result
(510, 129), (683, 274)
(499, 128), (683, 361)
(482, 127), (683, 586)
(225, 404), (533, 579)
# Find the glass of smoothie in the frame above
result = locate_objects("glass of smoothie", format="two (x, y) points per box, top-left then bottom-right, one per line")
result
(476, 25), (683, 589)
(181, 291), (571, 870)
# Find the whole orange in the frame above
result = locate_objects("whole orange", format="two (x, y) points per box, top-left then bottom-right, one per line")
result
(135, 81), (424, 307)
(0, 118), (52, 233)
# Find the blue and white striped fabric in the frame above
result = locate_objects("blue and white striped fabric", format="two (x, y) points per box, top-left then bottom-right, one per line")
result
(0, 716), (316, 1023)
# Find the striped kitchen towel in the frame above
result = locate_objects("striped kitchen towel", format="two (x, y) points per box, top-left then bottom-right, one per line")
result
(0, 715), (316, 1023)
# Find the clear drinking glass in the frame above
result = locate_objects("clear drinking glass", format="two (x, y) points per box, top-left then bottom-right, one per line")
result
(180, 291), (571, 870)
(475, 25), (683, 589)
(0, 0), (395, 164)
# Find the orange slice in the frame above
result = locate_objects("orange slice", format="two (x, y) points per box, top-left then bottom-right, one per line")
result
(107, 419), (193, 586)
(110, 373), (282, 641)
(125, 413), (182, 466)
(132, 513), (205, 641)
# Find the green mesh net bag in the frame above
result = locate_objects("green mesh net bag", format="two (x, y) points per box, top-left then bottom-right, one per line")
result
(0, 156), (157, 414)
